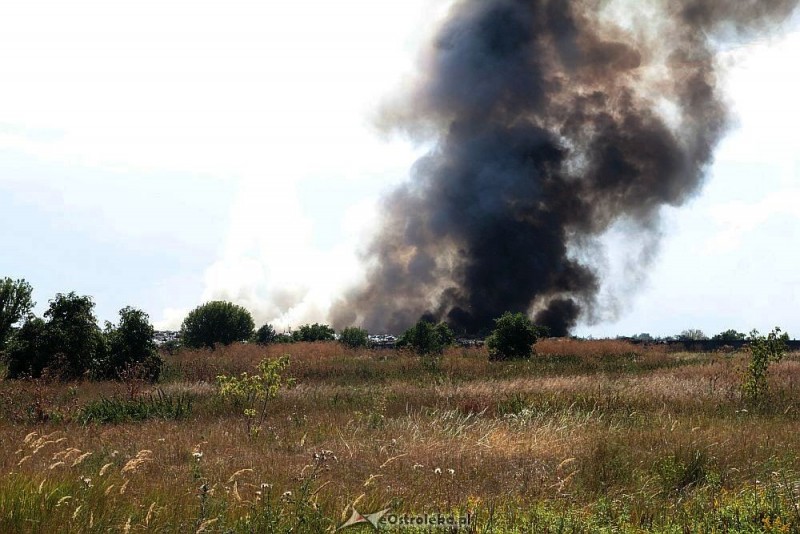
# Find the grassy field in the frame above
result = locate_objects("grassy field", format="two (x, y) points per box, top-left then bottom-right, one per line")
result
(1, 339), (800, 532)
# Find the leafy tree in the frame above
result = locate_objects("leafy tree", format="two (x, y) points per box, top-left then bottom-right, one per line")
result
(6, 292), (106, 379)
(486, 312), (541, 361)
(743, 327), (789, 404)
(5, 317), (49, 378)
(339, 326), (369, 349)
(42, 292), (107, 378)
(0, 277), (34, 351)
(712, 329), (746, 343)
(103, 307), (162, 381)
(181, 301), (255, 349)
(292, 323), (335, 342)
(397, 319), (453, 355)
(679, 329), (708, 341)
(254, 324), (277, 345)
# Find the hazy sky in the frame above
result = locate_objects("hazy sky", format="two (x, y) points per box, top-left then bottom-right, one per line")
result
(1, 0), (799, 338)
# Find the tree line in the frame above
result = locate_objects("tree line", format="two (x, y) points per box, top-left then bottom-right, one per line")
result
(2, 278), (551, 381)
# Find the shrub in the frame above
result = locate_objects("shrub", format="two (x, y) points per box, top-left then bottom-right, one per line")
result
(397, 319), (453, 355)
(254, 324), (277, 345)
(291, 323), (335, 342)
(181, 301), (255, 349)
(339, 326), (369, 349)
(216, 355), (293, 436)
(743, 327), (789, 404)
(486, 312), (540, 361)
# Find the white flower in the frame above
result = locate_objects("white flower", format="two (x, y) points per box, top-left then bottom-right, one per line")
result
(434, 468), (442, 475)
(448, 469), (455, 476)
(192, 451), (203, 461)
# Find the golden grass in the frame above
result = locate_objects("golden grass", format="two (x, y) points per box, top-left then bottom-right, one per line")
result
(1, 341), (800, 532)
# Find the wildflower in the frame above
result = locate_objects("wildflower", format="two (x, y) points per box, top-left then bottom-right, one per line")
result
(448, 469), (455, 476)
(412, 464), (424, 470)
(81, 476), (93, 488)
(282, 490), (292, 499)
(434, 468), (442, 475)
(193, 451), (204, 461)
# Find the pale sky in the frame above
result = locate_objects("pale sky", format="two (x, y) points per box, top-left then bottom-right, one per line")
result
(1, 0), (799, 338)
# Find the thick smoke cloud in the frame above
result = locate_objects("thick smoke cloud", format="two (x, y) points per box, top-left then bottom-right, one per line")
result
(331, 0), (799, 336)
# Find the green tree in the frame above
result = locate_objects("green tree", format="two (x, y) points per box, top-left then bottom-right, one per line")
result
(339, 326), (369, 349)
(292, 323), (335, 342)
(254, 324), (277, 345)
(5, 317), (49, 378)
(712, 329), (746, 343)
(181, 301), (255, 349)
(0, 277), (34, 351)
(103, 307), (162, 381)
(486, 312), (541, 361)
(397, 319), (453, 355)
(6, 292), (106, 379)
(44, 292), (107, 378)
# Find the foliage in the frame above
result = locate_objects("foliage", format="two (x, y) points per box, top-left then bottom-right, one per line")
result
(486, 312), (540, 360)
(339, 326), (369, 349)
(712, 329), (747, 342)
(254, 324), (277, 345)
(79, 389), (193, 424)
(5, 292), (106, 379)
(101, 307), (162, 380)
(397, 319), (454, 355)
(4, 317), (50, 379)
(679, 329), (708, 341)
(291, 323), (335, 342)
(0, 277), (34, 351)
(743, 327), (789, 404)
(181, 301), (255, 349)
(274, 333), (294, 343)
(216, 355), (293, 436)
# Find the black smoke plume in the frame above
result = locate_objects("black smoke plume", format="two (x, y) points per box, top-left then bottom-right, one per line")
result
(331, 0), (799, 336)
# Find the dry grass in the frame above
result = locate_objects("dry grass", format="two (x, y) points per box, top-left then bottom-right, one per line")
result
(1, 341), (800, 532)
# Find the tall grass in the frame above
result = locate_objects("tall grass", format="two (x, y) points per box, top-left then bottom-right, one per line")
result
(0, 341), (798, 532)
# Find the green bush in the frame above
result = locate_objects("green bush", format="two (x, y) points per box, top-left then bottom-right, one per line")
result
(291, 323), (335, 342)
(181, 301), (255, 349)
(743, 327), (789, 404)
(486, 312), (541, 361)
(216, 355), (293, 436)
(79, 389), (193, 424)
(339, 326), (369, 349)
(397, 319), (453, 355)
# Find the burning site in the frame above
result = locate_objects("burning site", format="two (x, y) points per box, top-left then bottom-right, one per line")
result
(332, 0), (800, 337)
(2, 0), (800, 531)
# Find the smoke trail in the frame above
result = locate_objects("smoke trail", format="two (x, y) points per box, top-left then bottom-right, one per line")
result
(331, 0), (799, 336)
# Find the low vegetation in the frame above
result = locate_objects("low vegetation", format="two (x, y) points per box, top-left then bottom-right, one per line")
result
(1, 339), (799, 532)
